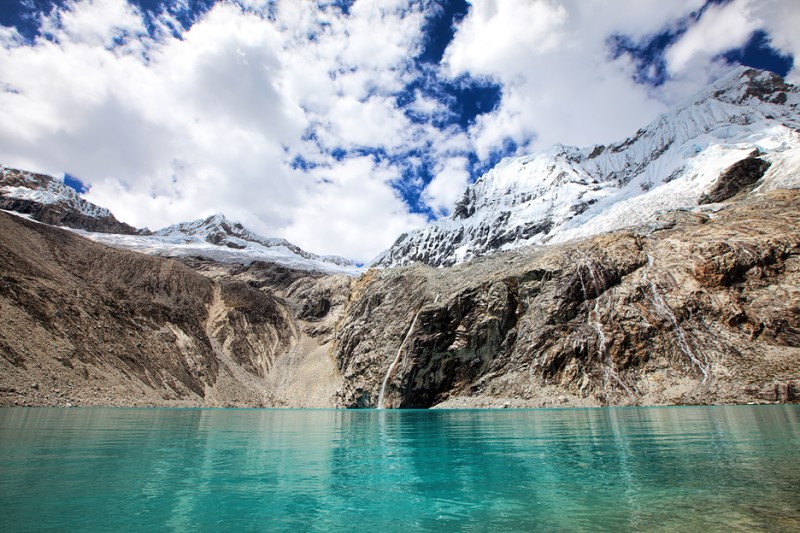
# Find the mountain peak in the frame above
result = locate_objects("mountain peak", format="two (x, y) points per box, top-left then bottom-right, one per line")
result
(153, 214), (357, 270)
(374, 68), (800, 268)
(704, 67), (794, 106)
(202, 213), (241, 228)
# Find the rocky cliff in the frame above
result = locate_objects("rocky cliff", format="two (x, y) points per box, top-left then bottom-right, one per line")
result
(336, 189), (800, 408)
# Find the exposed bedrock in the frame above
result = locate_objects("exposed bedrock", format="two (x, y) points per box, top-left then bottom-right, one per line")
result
(334, 190), (800, 408)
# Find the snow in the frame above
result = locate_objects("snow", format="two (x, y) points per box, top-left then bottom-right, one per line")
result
(72, 215), (363, 275)
(0, 166), (112, 219)
(1, 168), (360, 274)
(374, 68), (800, 268)
(5, 68), (798, 274)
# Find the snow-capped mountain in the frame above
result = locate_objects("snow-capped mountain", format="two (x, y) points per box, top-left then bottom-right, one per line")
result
(1, 166), (359, 274)
(0, 166), (139, 234)
(77, 214), (361, 274)
(155, 214), (353, 267)
(374, 68), (800, 267)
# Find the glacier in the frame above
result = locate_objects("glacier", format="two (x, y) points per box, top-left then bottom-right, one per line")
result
(75, 214), (362, 275)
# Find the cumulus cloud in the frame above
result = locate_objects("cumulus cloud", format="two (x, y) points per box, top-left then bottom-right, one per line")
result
(285, 156), (428, 263)
(750, 0), (800, 83)
(443, 0), (706, 154)
(0, 0), (796, 262)
(422, 156), (470, 216)
(43, 0), (146, 47)
(444, 0), (568, 74)
(665, 0), (757, 74)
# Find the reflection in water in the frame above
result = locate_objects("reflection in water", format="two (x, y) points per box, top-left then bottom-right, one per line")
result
(1, 406), (799, 532)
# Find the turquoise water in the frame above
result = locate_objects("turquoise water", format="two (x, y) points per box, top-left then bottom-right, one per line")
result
(1, 406), (799, 532)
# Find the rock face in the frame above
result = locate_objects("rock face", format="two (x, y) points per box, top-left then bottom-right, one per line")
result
(336, 190), (800, 408)
(0, 211), (346, 407)
(699, 152), (771, 204)
(373, 68), (800, 268)
(0, 166), (140, 234)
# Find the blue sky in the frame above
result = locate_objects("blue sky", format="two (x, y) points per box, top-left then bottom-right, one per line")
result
(0, 0), (797, 261)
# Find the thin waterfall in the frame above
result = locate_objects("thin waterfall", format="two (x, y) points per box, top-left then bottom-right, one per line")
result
(588, 289), (634, 397)
(644, 251), (709, 382)
(377, 309), (421, 409)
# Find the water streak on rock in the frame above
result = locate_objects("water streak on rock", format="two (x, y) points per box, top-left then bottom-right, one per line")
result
(377, 309), (421, 409)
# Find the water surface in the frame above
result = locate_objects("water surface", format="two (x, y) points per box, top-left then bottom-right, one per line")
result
(1, 406), (799, 531)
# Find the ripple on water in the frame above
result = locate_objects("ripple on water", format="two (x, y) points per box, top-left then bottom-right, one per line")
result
(1, 405), (799, 532)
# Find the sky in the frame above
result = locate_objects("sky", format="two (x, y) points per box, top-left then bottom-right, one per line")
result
(0, 0), (796, 263)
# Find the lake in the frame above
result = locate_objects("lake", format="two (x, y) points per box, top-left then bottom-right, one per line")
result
(1, 406), (798, 531)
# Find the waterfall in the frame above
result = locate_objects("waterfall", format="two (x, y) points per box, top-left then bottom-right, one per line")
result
(576, 265), (588, 301)
(589, 298), (634, 397)
(377, 310), (421, 409)
(584, 255), (606, 295)
(643, 252), (709, 382)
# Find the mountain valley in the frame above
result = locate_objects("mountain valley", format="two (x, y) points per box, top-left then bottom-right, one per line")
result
(1, 68), (799, 408)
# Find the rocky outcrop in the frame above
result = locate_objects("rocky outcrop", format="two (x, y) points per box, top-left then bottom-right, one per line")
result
(699, 152), (771, 204)
(0, 167), (141, 234)
(335, 190), (800, 408)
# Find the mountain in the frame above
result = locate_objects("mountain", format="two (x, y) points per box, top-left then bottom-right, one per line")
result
(3, 188), (798, 408)
(374, 68), (800, 267)
(155, 214), (355, 268)
(0, 166), (140, 234)
(2, 68), (799, 409)
(335, 189), (800, 408)
(0, 210), (348, 407)
(77, 213), (360, 274)
(0, 165), (360, 274)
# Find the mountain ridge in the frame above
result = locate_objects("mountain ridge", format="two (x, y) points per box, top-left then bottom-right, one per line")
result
(0, 167), (358, 274)
(374, 67), (800, 268)
(0, 166), (142, 235)
(154, 213), (354, 267)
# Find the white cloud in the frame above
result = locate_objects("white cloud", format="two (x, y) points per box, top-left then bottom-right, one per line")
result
(440, 0), (799, 158)
(321, 95), (412, 150)
(445, 0), (568, 77)
(665, 0), (757, 74)
(444, 1), (676, 155)
(422, 157), (470, 216)
(43, 0), (146, 48)
(284, 156), (427, 262)
(750, 0), (800, 83)
(0, 0), (796, 263)
(407, 89), (449, 119)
